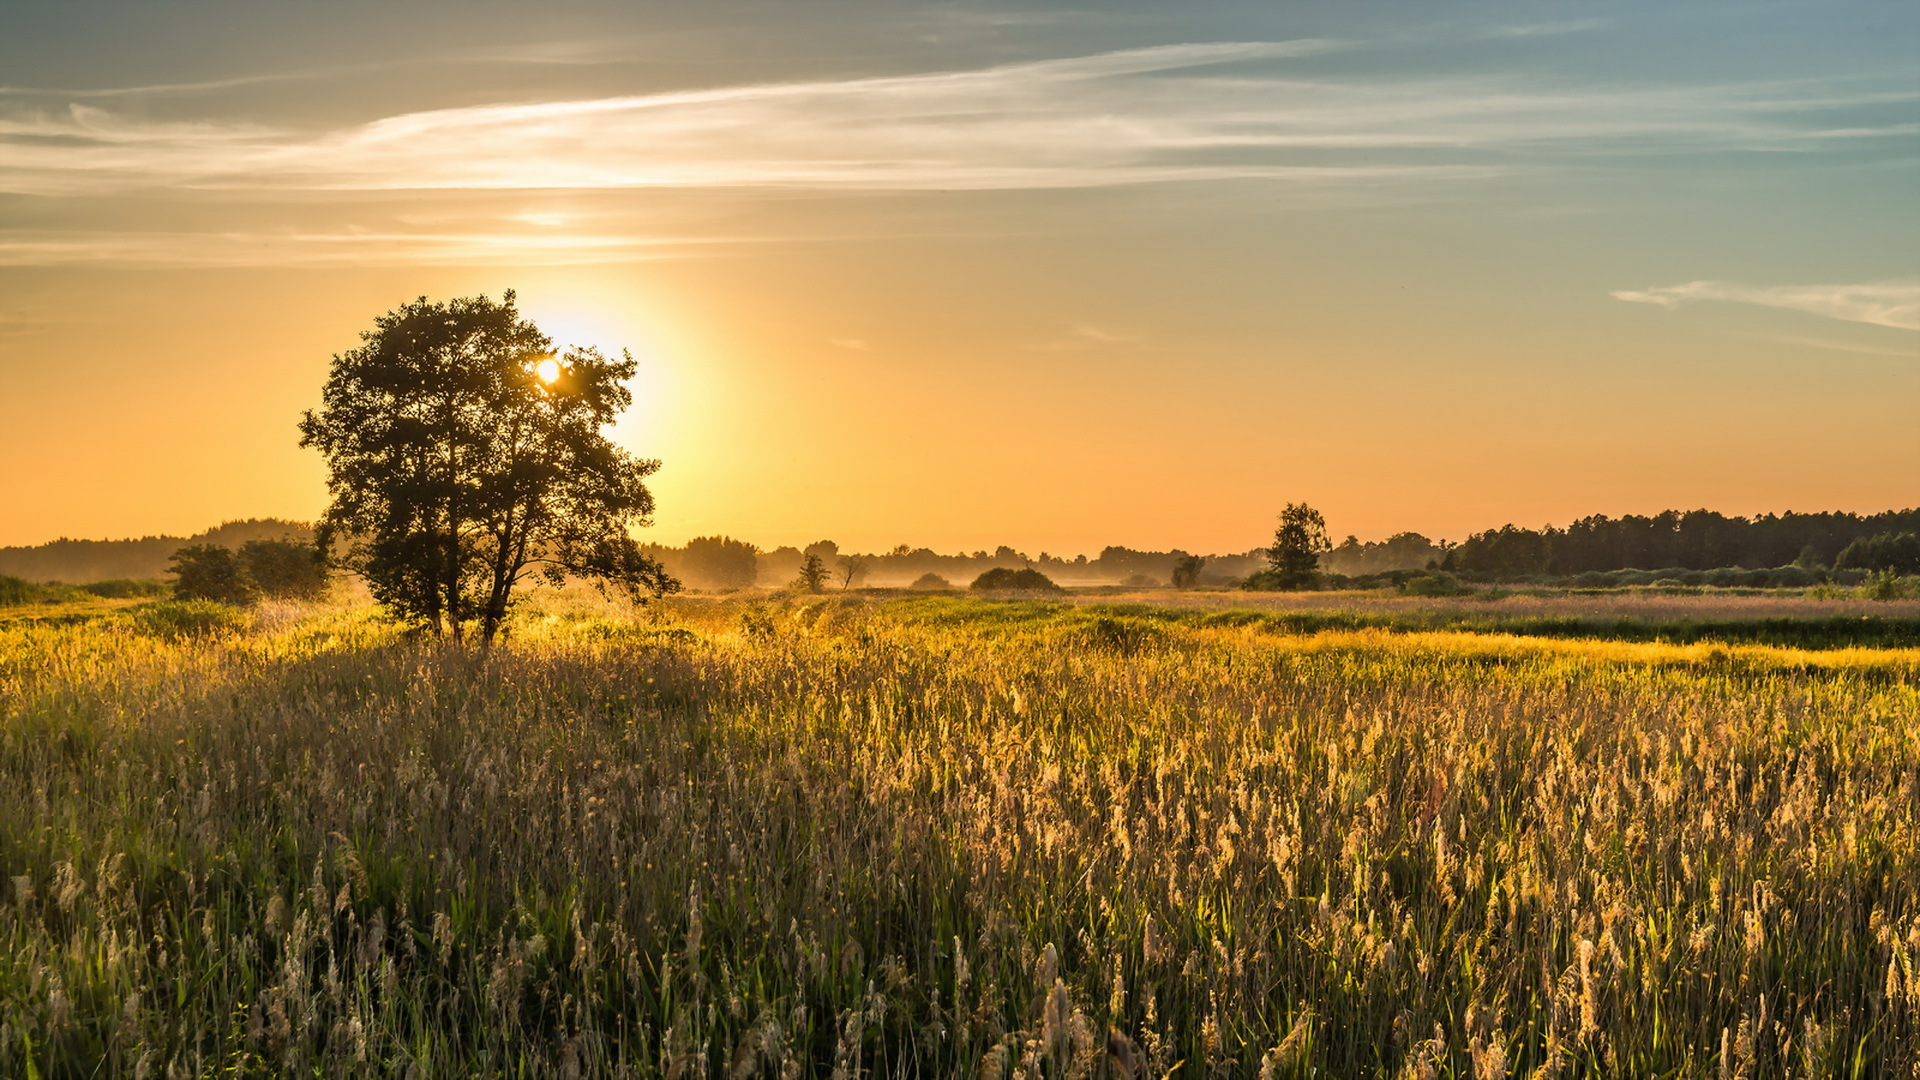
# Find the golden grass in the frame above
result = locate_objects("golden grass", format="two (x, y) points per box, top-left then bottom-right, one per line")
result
(2, 593), (1917, 1077)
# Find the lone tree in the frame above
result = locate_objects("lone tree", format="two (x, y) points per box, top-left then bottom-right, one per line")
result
(299, 291), (677, 643)
(793, 552), (830, 593)
(1265, 502), (1331, 589)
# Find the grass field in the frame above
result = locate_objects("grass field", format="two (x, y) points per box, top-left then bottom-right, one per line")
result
(4, 590), (1920, 1077)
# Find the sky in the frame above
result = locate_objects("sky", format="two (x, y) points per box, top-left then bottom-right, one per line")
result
(1, 0), (1915, 554)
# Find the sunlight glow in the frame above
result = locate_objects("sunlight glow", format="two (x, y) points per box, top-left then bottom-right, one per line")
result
(535, 357), (562, 383)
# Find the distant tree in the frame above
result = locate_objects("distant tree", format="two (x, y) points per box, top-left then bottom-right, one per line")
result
(909, 572), (951, 590)
(238, 538), (328, 600)
(1171, 553), (1206, 589)
(838, 555), (870, 590)
(970, 567), (1062, 593)
(298, 291), (676, 643)
(168, 544), (256, 605)
(1447, 525), (1555, 578)
(794, 553), (831, 593)
(1835, 532), (1920, 576)
(1265, 503), (1331, 588)
(680, 536), (759, 591)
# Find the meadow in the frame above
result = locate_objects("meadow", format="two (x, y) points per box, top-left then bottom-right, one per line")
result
(4, 589), (1920, 1078)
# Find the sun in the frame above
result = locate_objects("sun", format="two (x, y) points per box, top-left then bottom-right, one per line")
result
(534, 357), (562, 384)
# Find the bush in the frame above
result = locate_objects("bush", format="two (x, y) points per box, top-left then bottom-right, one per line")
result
(1241, 569), (1317, 592)
(239, 539), (328, 599)
(909, 572), (952, 591)
(0, 575), (36, 605)
(1401, 571), (1473, 597)
(1122, 573), (1161, 588)
(168, 545), (256, 605)
(970, 567), (1062, 593)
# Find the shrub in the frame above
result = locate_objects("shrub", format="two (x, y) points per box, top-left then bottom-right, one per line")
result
(1401, 571), (1473, 597)
(0, 575), (36, 605)
(1121, 573), (1161, 589)
(909, 572), (952, 591)
(238, 539), (328, 599)
(970, 567), (1062, 593)
(1241, 569), (1317, 592)
(168, 545), (256, 605)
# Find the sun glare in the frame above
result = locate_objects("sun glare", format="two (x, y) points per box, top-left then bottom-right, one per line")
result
(535, 357), (562, 384)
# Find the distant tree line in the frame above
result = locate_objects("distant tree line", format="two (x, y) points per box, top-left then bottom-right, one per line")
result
(0, 519), (313, 584)
(1442, 509), (1920, 578)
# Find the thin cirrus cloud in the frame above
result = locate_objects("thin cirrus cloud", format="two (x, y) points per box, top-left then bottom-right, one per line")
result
(1612, 281), (1920, 332)
(3, 40), (1915, 198)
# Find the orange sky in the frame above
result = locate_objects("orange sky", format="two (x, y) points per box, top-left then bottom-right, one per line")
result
(2, 3), (1915, 553)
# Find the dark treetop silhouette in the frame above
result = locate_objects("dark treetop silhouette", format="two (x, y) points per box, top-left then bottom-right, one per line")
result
(299, 291), (676, 643)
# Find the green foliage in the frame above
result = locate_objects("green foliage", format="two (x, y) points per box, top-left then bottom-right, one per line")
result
(166, 544), (256, 605)
(1836, 531), (1920, 575)
(1860, 570), (1917, 601)
(1265, 502), (1330, 588)
(969, 566), (1062, 593)
(124, 598), (251, 637)
(1449, 523), (1555, 577)
(0, 575), (41, 605)
(238, 538), (328, 599)
(299, 291), (677, 642)
(1400, 570), (1472, 597)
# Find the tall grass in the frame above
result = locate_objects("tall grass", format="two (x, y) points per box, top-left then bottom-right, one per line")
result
(2, 595), (1918, 1077)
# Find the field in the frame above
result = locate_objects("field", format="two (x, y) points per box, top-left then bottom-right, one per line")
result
(4, 590), (1920, 1078)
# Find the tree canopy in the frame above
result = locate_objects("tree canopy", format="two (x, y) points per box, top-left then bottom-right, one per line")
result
(299, 291), (676, 642)
(1262, 502), (1330, 589)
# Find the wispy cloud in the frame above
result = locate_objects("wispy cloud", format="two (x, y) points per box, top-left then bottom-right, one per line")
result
(1612, 281), (1920, 331)
(3, 41), (1912, 198)
(0, 230), (751, 268)
(1021, 323), (1145, 353)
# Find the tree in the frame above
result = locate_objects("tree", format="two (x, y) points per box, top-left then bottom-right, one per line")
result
(299, 291), (677, 643)
(793, 553), (830, 593)
(1265, 502), (1331, 589)
(169, 544), (256, 605)
(238, 538), (328, 600)
(837, 555), (869, 590)
(1171, 553), (1206, 589)
(679, 535), (759, 591)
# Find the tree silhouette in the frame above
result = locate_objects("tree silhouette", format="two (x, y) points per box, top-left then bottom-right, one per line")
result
(793, 553), (830, 593)
(299, 292), (676, 643)
(837, 554), (869, 590)
(168, 544), (256, 605)
(1171, 553), (1206, 589)
(1266, 503), (1331, 589)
